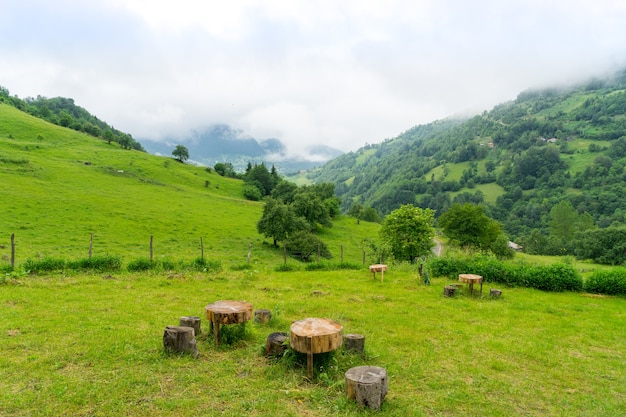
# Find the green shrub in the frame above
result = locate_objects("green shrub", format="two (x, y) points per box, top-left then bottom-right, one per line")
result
(67, 255), (121, 272)
(286, 231), (332, 262)
(188, 257), (222, 272)
(23, 257), (66, 274)
(275, 263), (296, 272)
(526, 263), (583, 292)
(585, 269), (626, 295)
(126, 257), (155, 272)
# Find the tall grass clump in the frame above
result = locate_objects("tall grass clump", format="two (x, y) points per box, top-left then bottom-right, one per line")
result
(585, 269), (626, 295)
(22, 257), (66, 274)
(67, 255), (122, 272)
(126, 257), (155, 272)
(187, 257), (222, 272)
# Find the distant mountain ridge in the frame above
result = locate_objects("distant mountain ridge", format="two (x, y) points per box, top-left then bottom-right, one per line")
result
(141, 125), (343, 173)
(308, 68), (626, 254)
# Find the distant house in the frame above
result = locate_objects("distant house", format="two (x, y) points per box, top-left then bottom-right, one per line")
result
(508, 241), (523, 251)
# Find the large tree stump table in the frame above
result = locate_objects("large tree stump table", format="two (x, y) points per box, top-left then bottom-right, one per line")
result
(458, 274), (483, 295)
(205, 300), (253, 345)
(369, 264), (388, 282)
(290, 318), (343, 379)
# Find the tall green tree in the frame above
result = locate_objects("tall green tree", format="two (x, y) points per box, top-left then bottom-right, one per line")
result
(549, 200), (578, 242)
(256, 198), (309, 246)
(172, 145), (189, 163)
(438, 203), (502, 251)
(380, 204), (435, 262)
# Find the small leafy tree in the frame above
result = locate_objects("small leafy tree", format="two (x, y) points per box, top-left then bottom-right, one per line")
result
(257, 198), (309, 246)
(172, 145), (189, 163)
(285, 231), (332, 262)
(380, 204), (435, 262)
(438, 203), (501, 251)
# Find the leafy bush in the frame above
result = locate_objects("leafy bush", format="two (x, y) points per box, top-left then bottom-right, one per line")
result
(275, 263), (297, 272)
(23, 257), (66, 274)
(585, 269), (626, 295)
(126, 257), (155, 272)
(188, 257), (222, 272)
(285, 231), (332, 262)
(427, 255), (583, 292)
(67, 255), (121, 272)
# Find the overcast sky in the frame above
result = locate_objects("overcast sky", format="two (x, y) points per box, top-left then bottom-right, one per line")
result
(2, 1), (625, 158)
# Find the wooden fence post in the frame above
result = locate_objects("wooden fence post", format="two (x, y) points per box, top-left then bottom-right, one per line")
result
(150, 235), (153, 262)
(89, 233), (93, 258)
(247, 242), (252, 264)
(341, 244), (344, 263)
(200, 237), (204, 260)
(11, 233), (15, 269)
(362, 250), (366, 265)
(283, 242), (287, 264)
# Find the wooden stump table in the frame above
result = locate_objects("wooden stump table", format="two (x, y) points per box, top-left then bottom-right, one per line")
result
(205, 300), (253, 345)
(290, 318), (343, 379)
(458, 274), (483, 296)
(369, 264), (388, 282)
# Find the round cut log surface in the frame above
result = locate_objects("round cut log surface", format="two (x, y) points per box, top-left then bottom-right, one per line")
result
(290, 318), (343, 354)
(205, 300), (253, 324)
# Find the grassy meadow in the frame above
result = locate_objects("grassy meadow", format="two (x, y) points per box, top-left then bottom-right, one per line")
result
(1, 103), (626, 416)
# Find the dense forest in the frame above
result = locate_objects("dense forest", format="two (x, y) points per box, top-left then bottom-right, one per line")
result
(0, 86), (144, 151)
(308, 69), (626, 261)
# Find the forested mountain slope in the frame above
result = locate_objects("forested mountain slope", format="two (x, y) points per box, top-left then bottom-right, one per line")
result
(308, 69), (626, 254)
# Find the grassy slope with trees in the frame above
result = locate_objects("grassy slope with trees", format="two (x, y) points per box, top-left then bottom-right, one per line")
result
(306, 69), (626, 261)
(1, 89), (625, 416)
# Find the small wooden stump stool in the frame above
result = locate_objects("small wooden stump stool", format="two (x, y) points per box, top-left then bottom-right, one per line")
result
(490, 288), (503, 298)
(254, 309), (272, 324)
(444, 285), (457, 297)
(459, 273), (483, 295)
(290, 318), (343, 379)
(344, 333), (365, 354)
(179, 316), (201, 336)
(163, 325), (198, 358)
(205, 300), (253, 345)
(265, 332), (289, 357)
(345, 366), (388, 410)
(369, 264), (388, 282)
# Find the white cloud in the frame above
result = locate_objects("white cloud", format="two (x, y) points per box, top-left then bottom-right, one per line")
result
(1, 0), (626, 157)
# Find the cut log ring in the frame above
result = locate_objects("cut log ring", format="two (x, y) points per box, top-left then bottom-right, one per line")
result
(179, 316), (201, 336)
(254, 309), (272, 324)
(369, 264), (388, 282)
(290, 318), (343, 379)
(205, 300), (253, 345)
(345, 366), (388, 410)
(163, 325), (198, 358)
(344, 333), (365, 353)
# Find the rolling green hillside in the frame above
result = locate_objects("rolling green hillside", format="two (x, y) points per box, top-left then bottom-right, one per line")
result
(0, 104), (378, 267)
(307, 69), (626, 254)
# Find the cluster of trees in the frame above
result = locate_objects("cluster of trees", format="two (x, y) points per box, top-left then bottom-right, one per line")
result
(0, 87), (144, 151)
(306, 69), (626, 263)
(257, 182), (340, 261)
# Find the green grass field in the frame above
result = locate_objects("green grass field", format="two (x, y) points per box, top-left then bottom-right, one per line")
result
(1, 270), (625, 416)
(1, 103), (625, 416)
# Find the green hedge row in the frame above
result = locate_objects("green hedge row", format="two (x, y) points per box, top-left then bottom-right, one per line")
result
(585, 270), (626, 295)
(427, 255), (584, 292)
(16, 255), (222, 274)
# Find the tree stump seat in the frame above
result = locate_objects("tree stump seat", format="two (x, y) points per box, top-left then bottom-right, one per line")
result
(344, 333), (365, 353)
(205, 300), (253, 345)
(163, 325), (198, 358)
(444, 285), (457, 297)
(265, 332), (289, 357)
(345, 366), (388, 410)
(290, 318), (343, 379)
(490, 288), (503, 298)
(179, 316), (201, 336)
(254, 309), (272, 324)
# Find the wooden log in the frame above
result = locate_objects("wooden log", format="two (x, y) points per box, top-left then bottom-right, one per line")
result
(254, 309), (272, 324)
(343, 333), (365, 353)
(345, 366), (388, 410)
(179, 316), (201, 336)
(444, 285), (457, 297)
(265, 332), (289, 357)
(163, 325), (198, 358)
(490, 288), (503, 298)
